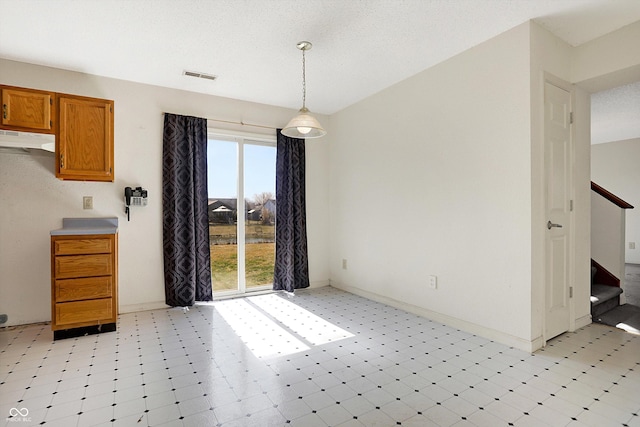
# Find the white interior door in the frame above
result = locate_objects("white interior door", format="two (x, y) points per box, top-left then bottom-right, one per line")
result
(544, 80), (572, 341)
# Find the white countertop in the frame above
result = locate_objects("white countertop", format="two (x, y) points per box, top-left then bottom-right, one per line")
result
(50, 217), (119, 236)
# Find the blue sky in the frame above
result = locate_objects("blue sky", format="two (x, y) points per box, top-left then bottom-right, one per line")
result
(207, 139), (276, 202)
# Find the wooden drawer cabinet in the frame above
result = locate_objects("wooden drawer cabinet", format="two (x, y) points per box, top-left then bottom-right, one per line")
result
(54, 253), (113, 278)
(54, 238), (113, 255)
(51, 234), (118, 337)
(1, 85), (56, 133)
(56, 299), (113, 327)
(55, 276), (113, 302)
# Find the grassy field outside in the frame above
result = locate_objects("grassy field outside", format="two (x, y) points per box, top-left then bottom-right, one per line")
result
(209, 223), (274, 239)
(210, 242), (275, 292)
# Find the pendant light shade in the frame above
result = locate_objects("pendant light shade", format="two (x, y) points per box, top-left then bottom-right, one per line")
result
(282, 107), (326, 138)
(281, 41), (326, 139)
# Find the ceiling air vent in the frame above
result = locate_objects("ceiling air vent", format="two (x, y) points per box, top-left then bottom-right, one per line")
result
(183, 70), (217, 81)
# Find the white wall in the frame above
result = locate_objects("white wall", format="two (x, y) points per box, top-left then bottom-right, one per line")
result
(572, 20), (640, 92)
(329, 23), (536, 350)
(327, 20), (599, 352)
(0, 59), (330, 327)
(591, 192), (626, 286)
(591, 138), (640, 264)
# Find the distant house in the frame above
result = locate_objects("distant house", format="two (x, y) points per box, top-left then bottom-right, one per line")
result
(209, 198), (276, 224)
(247, 199), (276, 224)
(208, 198), (237, 224)
(263, 199), (276, 216)
(246, 207), (260, 222)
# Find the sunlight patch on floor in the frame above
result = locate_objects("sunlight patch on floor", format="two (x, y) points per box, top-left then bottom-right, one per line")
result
(616, 322), (640, 335)
(249, 293), (354, 345)
(215, 298), (309, 359)
(214, 292), (354, 359)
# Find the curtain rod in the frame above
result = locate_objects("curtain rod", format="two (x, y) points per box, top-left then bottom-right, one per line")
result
(163, 113), (279, 131)
(207, 117), (278, 130)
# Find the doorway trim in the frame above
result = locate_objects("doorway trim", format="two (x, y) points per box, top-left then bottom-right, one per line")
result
(208, 128), (277, 298)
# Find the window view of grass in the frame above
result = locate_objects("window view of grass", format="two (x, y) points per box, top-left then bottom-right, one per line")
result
(210, 241), (275, 291)
(210, 222), (275, 292)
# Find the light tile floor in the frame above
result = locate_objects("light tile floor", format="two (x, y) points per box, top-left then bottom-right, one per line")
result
(1, 286), (639, 426)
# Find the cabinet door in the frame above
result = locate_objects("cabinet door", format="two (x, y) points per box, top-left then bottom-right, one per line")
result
(58, 95), (114, 182)
(1, 86), (55, 132)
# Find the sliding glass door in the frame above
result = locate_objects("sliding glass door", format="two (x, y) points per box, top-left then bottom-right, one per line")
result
(207, 134), (276, 295)
(244, 143), (276, 290)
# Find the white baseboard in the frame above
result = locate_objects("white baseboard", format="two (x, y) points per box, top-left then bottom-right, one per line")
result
(120, 283), (330, 310)
(574, 313), (592, 330)
(331, 282), (539, 353)
(529, 335), (545, 352)
(309, 280), (330, 289)
(119, 301), (168, 314)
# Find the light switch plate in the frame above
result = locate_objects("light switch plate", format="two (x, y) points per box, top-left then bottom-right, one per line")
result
(83, 196), (93, 210)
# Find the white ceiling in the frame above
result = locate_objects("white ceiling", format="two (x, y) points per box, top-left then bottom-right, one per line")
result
(0, 0), (639, 142)
(591, 81), (640, 145)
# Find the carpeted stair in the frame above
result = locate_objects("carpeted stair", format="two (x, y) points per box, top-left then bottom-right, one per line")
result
(591, 266), (640, 334)
(591, 283), (623, 319)
(596, 304), (640, 334)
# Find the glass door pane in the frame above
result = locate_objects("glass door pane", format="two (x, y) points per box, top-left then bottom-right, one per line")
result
(207, 139), (239, 293)
(244, 143), (276, 290)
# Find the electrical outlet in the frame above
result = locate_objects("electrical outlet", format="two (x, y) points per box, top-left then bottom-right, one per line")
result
(83, 196), (93, 210)
(342, 259), (347, 270)
(630, 242), (636, 250)
(428, 275), (437, 289)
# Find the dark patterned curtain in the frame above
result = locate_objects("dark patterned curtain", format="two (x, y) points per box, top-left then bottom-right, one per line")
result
(273, 130), (310, 292)
(162, 113), (212, 306)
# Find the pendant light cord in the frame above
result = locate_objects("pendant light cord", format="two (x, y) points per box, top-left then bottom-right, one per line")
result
(301, 47), (306, 109)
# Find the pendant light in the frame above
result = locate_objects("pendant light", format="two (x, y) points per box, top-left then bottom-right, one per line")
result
(282, 41), (326, 139)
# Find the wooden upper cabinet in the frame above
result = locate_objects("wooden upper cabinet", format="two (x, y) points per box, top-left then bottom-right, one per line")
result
(57, 94), (114, 182)
(1, 85), (56, 133)
(0, 84), (115, 182)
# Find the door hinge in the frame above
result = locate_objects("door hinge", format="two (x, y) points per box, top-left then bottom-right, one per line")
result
(569, 286), (573, 298)
(110, 105), (113, 113)
(570, 200), (574, 212)
(569, 112), (574, 124)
